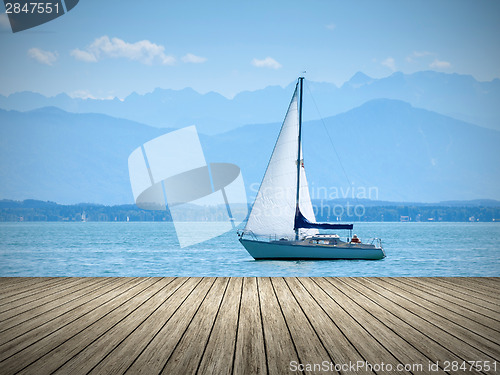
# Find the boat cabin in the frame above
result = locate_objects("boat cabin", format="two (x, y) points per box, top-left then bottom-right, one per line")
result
(305, 234), (342, 246)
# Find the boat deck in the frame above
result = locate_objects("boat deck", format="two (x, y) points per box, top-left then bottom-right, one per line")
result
(0, 277), (499, 374)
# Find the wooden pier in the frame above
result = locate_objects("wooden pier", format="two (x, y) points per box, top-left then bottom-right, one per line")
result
(0, 277), (499, 374)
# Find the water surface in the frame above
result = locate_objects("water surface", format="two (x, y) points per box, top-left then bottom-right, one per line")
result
(0, 222), (499, 277)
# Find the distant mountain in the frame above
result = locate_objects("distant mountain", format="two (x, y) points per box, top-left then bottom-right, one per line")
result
(1, 99), (499, 204)
(204, 99), (500, 203)
(340, 71), (500, 130)
(0, 107), (166, 204)
(0, 71), (499, 133)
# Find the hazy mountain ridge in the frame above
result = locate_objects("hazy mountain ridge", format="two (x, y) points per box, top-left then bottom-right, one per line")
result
(204, 99), (500, 203)
(1, 99), (499, 204)
(0, 107), (169, 204)
(1, 71), (499, 133)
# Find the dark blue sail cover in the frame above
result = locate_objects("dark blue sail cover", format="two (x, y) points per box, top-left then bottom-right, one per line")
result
(294, 208), (353, 230)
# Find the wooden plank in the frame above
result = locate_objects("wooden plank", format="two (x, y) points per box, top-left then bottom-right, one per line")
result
(285, 277), (373, 375)
(0, 277), (59, 297)
(360, 278), (500, 364)
(320, 278), (423, 375)
(258, 277), (300, 375)
(400, 278), (500, 320)
(433, 277), (500, 303)
(161, 278), (229, 374)
(388, 278), (500, 335)
(232, 277), (267, 375)
(355, 278), (499, 375)
(0, 278), (87, 316)
(435, 277), (500, 309)
(0, 277), (58, 292)
(0, 278), (159, 375)
(371, 278), (500, 358)
(426, 277), (499, 311)
(16, 278), (172, 375)
(84, 278), (201, 375)
(0, 278), (105, 325)
(0, 278), (69, 307)
(0, 278), (118, 346)
(271, 277), (336, 375)
(124, 277), (216, 375)
(0, 278), (135, 362)
(0, 278), (101, 311)
(196, 277), (242, 375)
(446, 277), (500, 294)
(484, 277), (500, 285)
(0, 277), (498, 375)
(335, 278), (479, 375)
(45, 278), (184, 375)
(300, 278), (403, 372)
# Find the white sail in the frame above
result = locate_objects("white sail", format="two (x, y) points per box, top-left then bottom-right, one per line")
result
(244, 85), (317, 239)
(298, 160), (319, 237)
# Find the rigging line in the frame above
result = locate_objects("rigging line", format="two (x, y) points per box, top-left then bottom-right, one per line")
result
(304, 80), (352, 188)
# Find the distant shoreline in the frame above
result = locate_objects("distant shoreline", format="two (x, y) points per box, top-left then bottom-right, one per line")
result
(1, 199), (499, 223)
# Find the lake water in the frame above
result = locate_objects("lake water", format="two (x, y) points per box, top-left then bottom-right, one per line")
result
(0, 222), (499, 277)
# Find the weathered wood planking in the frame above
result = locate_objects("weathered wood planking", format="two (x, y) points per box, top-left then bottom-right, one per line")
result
(0, 277), (498, 375)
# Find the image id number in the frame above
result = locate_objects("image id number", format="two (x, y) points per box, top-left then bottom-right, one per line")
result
(5, 2), (61, 14)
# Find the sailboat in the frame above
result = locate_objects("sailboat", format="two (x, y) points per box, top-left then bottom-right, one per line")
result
(238, 77), (385, 260)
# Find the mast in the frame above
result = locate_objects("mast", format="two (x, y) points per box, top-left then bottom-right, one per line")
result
(295, 77), (304, 240)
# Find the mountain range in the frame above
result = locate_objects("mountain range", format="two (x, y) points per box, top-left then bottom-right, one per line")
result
(1, 71), (499, 134)
(1, 99), (499, 205)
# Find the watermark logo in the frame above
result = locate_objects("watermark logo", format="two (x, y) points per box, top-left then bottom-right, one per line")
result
(128, 126), (247, 247)
(3, 0), (79, 33)
(249, 182), (379, 221)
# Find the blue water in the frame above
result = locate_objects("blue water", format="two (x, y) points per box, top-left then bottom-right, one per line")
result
(0, 222), (499, 277)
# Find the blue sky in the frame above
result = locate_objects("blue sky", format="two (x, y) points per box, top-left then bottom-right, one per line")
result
(0, 0), (499, 99)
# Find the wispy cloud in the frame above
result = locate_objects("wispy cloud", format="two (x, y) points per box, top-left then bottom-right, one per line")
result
(27, 48), (58, 66)
(406, 50), (432, 63)
(251, 57), (282, 69)
(69, 90), (96, 100)
(70, 49), (97, 62)
(71, 36), (176, 65)
(69, 90), (119, 100)
(326, 23), (336, 30)
(406, 51), (451, 70)
(412, 51), (432, 58)
(182, 53), (207, 63)
(381, 57), (396, 71)
(0, 13), (10, 30)
(429, 59), (451, 69)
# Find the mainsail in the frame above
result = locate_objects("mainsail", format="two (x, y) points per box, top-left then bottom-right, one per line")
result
(244, 84), (318, 239)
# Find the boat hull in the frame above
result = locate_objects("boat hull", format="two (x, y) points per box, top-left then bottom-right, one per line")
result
(240, 239), (385, 260)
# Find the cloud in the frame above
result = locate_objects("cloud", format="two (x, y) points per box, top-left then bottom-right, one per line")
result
(406, 50), (432, 63)
(412, 51), (432, 58)
(71, 36), (176, 65)
(405, 51), (451, 69)
(69, 90), (96, 100)
(381, 57), (396, 71)
(326, 23), (336, 30)
(0, 13), (10, 30)
(27, 48), (58, 66)
(251, 57), (282, 69)
(182, 53), (207, 63)
(429, 59), (451, 69)
(70, 49), (97, 62)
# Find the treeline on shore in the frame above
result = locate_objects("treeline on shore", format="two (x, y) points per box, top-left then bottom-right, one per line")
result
(1, 199), (499, 223)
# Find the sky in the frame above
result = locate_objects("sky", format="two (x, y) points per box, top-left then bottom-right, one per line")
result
(0, 0), (499, 99)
